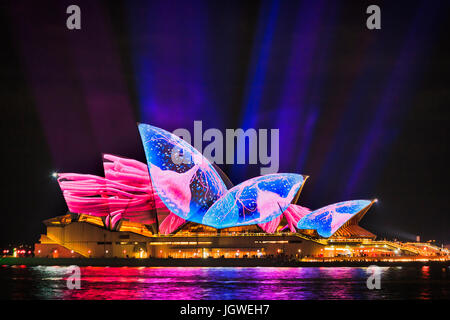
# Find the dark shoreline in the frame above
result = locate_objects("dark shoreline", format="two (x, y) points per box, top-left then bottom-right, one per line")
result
(1, 257), (449, 268)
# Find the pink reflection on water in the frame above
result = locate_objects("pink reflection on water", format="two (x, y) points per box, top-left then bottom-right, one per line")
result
(63, 267), (209, 300)
(3, 266), (449, 300)
(58, 266), (374, 300)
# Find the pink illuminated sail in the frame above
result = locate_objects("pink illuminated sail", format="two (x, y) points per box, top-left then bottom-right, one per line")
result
(258, 204), (311, 233)
(57, 154), (185, 232)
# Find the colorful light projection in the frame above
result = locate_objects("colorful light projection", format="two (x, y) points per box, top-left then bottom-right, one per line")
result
(56, 150), (308, 233)
(258, 204), (311, 234)
(138, 123), (228, 224)
(57, 150), (308, 233)
(56, 124), (376, 236)
(56, 123), (377, 236)
(138, 123), (308, 229)
(10, 2), (440, 240)
(101, 154), (158, 229)
(202, 174), (305, 229)
(296, 200), (374, 238)
(57, 154), (185, 233)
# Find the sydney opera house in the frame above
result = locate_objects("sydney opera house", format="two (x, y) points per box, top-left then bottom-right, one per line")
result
(35, 124), (438, 259)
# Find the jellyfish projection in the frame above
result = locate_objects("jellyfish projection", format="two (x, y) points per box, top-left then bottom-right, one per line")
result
(55, 123), (376, 238)
(138, 123), (228, 225)
(201, 174), (306, 229)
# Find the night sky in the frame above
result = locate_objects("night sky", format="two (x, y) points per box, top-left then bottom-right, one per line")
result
(0, 0), (449, 245)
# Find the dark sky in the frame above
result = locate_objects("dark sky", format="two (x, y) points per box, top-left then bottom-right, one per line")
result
(0, 0), (449, 245)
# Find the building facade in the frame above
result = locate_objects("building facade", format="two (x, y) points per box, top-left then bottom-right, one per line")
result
(35, 214), (325, 259)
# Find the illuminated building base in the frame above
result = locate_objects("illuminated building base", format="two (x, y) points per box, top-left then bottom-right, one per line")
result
(34, 214), (448, 260)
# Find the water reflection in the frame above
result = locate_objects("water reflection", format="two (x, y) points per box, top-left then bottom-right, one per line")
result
(0, 265), (448, 300)
(421, 266), (430, 279)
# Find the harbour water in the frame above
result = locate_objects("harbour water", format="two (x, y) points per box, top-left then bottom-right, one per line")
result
(0, 265), (448, 300)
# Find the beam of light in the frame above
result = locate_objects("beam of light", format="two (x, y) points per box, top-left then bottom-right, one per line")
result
(274, 0), (325, 172)
(65, 1), (141, 156)
(295, 2), (339, 173)
(239, 0), (281, 131)
(126, 1), (217, 131)
(343, 1), (442, 198)
(310, 4), (422, 201)
(295, 108), (318, 172)
(231, 0), (280, 181)
(8, 1), (98, 170)
(308, 20), (377, 201)
(233, 0), (326, 180)
(9, 1), (140, 169)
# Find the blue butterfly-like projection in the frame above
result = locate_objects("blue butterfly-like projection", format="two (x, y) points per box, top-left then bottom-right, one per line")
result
(138, 123), (306, 229)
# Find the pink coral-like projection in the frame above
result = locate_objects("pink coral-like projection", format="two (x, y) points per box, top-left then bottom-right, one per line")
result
(57, 154), (186, 233)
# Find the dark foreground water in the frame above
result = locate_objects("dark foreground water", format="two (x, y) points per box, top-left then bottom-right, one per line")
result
(0, 265), (449, 299)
